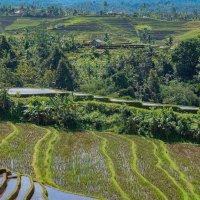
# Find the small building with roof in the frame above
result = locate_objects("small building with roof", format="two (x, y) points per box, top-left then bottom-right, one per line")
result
(89, 39), (103, 47)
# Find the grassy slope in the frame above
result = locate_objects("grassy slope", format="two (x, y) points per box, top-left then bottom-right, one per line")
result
(5, 18), (47, 31)
(175, 21), (200, 40)
(47, 16), (189, 42)
(50, 130), (199, 199)
(167, 143), (200, 196)
(32, 126), (52, 181)
(154, 140), (200, 200)
(1, 16), (199, 42)
(0, 122), (14, 144)
(91, 132), (130, 200)
(0, 122), (199, 199)
(50, 131), (118, 199)
(0, 123), (46, 176)
(0, 16), (17, 32)
(93, 132), (162, 200)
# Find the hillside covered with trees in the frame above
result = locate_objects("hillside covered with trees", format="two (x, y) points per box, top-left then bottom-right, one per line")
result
(0, 31), (199, 106)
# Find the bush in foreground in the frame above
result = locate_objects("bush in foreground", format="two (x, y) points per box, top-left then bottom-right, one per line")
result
(3, 95), (200, 143)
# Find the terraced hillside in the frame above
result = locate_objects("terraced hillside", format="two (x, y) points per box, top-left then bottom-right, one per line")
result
(0, 122), (199, 199)
(1, 16), (200, 43)
(0, 16), (17, 32)
(0, 168), (48, 200)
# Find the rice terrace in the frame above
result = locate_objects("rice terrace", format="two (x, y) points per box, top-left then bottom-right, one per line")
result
(0, 0), (200, 199)
(0, 121), (199, 200)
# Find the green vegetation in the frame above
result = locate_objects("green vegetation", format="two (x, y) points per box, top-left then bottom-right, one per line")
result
(5, 18), (46, 31)
(51, 131), (117, 199)
(43, 129), (59, 184)
(0, 122), (14, 143)
(153, 140), (199, 200)
(0, 4), (199, 199)
(32, 126), (52, 181)
(0, 16), (17, 32)
(0, 122), (199, 199)
(0, 29), (199, 106)
(167, 143), (200, 195)
(1, 16), (199, 43)
(1, 94), (199, 143)
(96, 132), (164, 200)
(175, 21), (200, 41)
(121, 134), (168, 200)
(0, 122), (20, 146)
(148, 139), (187, 200)
(91, 132), (129, 200)
(0, 123), (46, 176)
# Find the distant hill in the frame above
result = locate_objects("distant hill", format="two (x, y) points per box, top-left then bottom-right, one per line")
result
(1, 0), (199, 4)
(0, 0), (200, 12)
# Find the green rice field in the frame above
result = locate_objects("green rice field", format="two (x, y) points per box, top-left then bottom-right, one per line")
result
(1, 16), (199, 43)
(0, 122), (199, 199)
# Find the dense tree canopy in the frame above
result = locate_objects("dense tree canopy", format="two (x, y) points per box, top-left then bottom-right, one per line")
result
(172, 37), (200, 80)
(0, 32), (199, 106)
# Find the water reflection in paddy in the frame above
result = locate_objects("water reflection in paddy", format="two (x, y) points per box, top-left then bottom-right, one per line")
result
(46, 186), (97, 200)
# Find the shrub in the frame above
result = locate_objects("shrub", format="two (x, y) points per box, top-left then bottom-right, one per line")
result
(80, 111), (108, 130)
(126, 101), (143, 108)
(161, 81), (200, 106)
(23, 95), (82, 129)
(119, 107), (199, 143)
(94, 96), (111, 102)
(2, 95), (199, 143)
(74, 94), (94, 101)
